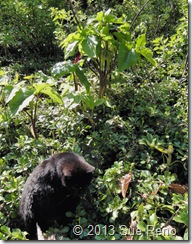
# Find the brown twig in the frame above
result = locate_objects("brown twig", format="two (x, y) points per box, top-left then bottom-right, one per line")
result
(130, 0), (151, 30)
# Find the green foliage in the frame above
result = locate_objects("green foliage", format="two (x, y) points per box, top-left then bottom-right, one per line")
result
(0, 0), (188, 241)
(0, 226), (27, 240)
(1, 70), (63, 138)
(52, 9), (157, 98)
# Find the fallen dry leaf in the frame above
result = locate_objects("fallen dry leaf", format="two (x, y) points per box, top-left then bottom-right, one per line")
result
(119, 173), (133, 198)
(169, 184), (188, 194)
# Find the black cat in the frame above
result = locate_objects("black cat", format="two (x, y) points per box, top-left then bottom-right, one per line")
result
(19, 152), (95, 239)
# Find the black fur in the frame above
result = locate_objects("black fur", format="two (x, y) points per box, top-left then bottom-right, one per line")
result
(19, 152), (95, 240)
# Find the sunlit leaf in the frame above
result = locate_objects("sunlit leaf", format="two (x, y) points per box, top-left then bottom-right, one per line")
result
(138, 48), (157, 66)
(118, 43), (139, 72)
(173, 207), (188, 226)
(149, 213), (158, 226)
(65, 41), (78, 59)
(81, 36), (98, 58)
(38, 86), (63, 104)
(135, 34), (146, 50)
(8, 88), (35, 116)
(52, 61), (77, 79)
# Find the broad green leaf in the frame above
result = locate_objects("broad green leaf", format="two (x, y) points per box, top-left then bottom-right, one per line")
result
(104, 99), (112, 107)
(33, 83), (50, 93)
(75, 67), (90, 92)
(5, 86), (17, 103)
(118, 43), (139, 72)
(81, 36), (98, 58)
(105, 14), (116, 24)
(82, 95), (95, 109)
(52, 61), (77, 78)
(65, 41), (78, 59)
(114, 32), (131, 42)
(95, 99), (104, 107)
(136, 34), (146, 50)
(135, 34), (157, 66)
(0, 225), (11, 234)
(173, 207), (188, 226)
(96, 11), (104, 21)
(119, 22), (130, 32)
(138, 221), (146, 231)
(149, 213), (158, 226)
(138, 48), (157, 66)
(67, 93), (82, 104)
(8, 88), (35, 116)
(38, 86), (63, 104)
(60, 32), (80, 49)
